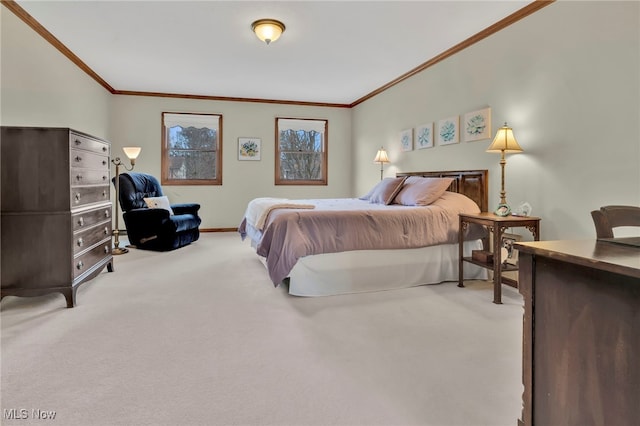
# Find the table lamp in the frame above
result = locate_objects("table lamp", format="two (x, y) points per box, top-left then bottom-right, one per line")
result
(486, 123), (522, 215)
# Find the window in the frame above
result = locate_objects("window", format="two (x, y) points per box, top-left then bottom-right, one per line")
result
(275, 118), (328, 185)
(161, 112), (222, 185)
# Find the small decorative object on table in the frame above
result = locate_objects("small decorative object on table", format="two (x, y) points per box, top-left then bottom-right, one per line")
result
(501, 232), (522, 266)
(494, 203), (511, 217)
(512, 201), (532, 217)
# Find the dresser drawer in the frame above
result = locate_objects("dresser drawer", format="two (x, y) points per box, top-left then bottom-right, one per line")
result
(70, 148), (109, 171)
(73, 205), (111, 231)
(70, 132), (110, 156)
(73, 239), (111, 280)
(71, 185), (109, 208)
(71, 168), (110, 186)
(73, 222), (111, 255)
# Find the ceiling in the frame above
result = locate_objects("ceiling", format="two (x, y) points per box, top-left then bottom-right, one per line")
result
(13, 0), (536, 106)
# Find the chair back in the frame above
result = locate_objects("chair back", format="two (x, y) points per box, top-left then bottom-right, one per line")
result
(117, 172), (164, 212)
(591, 205), (640, 238)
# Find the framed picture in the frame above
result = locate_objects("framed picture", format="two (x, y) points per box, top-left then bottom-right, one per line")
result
(238, 137), (261, 161)
(415, 123), (434, 149)
(437, 116), (459, 146)
(400, 129), (413, 151)
(501, 233), (523, 266)
(463, 107), (492, 142)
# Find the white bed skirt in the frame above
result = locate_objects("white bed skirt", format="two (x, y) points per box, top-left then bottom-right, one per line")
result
(282, 240), (488, 296)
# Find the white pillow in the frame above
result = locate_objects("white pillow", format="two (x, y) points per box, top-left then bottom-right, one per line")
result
(143, 196), (174, 215)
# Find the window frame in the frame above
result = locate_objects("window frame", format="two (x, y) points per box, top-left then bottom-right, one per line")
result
(274, 117), (328, 186)
(161, 112), (223, 186)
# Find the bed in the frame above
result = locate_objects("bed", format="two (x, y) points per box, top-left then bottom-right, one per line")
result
(238, 170), (489, 296)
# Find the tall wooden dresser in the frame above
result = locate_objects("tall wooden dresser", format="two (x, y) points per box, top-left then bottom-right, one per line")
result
(1, 127), (114, 308)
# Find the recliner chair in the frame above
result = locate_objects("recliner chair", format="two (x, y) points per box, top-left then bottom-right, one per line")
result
(116, 172), (201, 251)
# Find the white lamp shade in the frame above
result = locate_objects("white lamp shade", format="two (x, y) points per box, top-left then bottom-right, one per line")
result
(373, 148), (390, 164)
(251, 19), (285, 45)
(486, 123), (523, 153)
(122, 147), (142, 160)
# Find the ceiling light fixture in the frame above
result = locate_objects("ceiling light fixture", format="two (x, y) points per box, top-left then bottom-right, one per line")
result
(251, 19), (285, 45)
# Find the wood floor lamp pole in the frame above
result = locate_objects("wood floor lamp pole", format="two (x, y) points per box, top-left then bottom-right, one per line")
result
(499, 150), (507, 205)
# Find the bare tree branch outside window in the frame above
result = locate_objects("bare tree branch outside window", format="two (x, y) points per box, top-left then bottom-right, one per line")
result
(275, 118), (327, 185)
(161, 113), (222, 186)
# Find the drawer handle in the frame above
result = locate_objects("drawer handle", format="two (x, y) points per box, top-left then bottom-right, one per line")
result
(104, 227), (109, 235)
(76, 174), (83, 181)
(76, 261), (84, 270)
(102, 175), (108, 181)
(102, 146), (107, 152)
(102, 160), (107, 166)
(102, 190), (107, 198)
(77, 238), (84, 247)
(74, 139), (82, 146)
(78, 217), (85, 226)
(104, 210), (110, 218)
(75, 156), (82, 162)
(104, 246), (110, 254)
(75, 193), (81, 201)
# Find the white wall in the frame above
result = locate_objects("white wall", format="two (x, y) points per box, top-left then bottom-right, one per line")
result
(109, 96), (352, 228)
(352, 1), (640, 240)
(3, 2), (639, 238)
(0, 8), (111, 138)
(1, 6), (352, 229)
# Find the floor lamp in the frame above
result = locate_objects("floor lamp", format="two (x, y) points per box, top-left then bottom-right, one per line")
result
(373, 147), (390, 180)
(486, 123), (523, 215)
(112, 147), (141, 255)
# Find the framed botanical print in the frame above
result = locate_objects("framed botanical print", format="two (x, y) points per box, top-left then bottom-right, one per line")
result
(463, 107), (491, 142)
(437, 116), (459, 146)
(238, 137), (261, 161)
(400, 129), (413, 151)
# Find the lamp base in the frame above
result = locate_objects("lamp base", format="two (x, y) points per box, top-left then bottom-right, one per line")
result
(112, 247), (129, 255)
(494, 203), (511, 217)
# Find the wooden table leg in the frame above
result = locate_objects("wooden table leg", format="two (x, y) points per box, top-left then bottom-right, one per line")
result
(458, 216), (465, 288)
(493, 226), (503, 304)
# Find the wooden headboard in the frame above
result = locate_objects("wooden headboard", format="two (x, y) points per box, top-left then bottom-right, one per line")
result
(396, 170), (488, 212)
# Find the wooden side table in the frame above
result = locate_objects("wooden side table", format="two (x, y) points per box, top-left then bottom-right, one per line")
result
(458, 212), (541, 304)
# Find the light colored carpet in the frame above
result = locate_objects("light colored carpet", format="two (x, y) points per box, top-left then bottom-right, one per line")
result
(1, 232), (524, 426)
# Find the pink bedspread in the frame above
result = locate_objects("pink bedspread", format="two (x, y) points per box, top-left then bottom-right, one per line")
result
(238, 192), (485, 285)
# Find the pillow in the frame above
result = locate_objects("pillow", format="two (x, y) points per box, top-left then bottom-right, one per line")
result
(392, 176), (454, 206)
(360, 176), (407, 205)
(143, 195), (174, 215)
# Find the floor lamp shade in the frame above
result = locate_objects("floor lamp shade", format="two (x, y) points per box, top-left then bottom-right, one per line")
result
(486, 123), (523, 212)
(373, 147), (390, 180)
(122, 147), (141, 163)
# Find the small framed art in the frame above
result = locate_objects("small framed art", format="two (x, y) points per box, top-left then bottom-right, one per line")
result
(463, 107), (491, 142)
(400, 129), (413, 151)
(437, 116), (459, 146)
(415, 123), (434, 149)
(238, 137), (261, 161)
(501, 232), (522, 266)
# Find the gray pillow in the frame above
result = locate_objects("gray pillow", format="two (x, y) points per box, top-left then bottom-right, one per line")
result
(360, 176), (407, 205)
(393, 176), (453, 206)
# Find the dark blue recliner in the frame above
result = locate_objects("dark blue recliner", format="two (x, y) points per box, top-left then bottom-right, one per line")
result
(116, 172), (201, 251)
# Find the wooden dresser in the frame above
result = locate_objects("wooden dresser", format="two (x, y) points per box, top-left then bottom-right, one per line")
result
(1, 127), (114, 308)
(515, 239), (640, 426)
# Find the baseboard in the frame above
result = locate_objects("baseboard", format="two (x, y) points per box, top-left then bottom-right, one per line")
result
(201, 228), (237, 233)
(117, 228), (237, 234)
